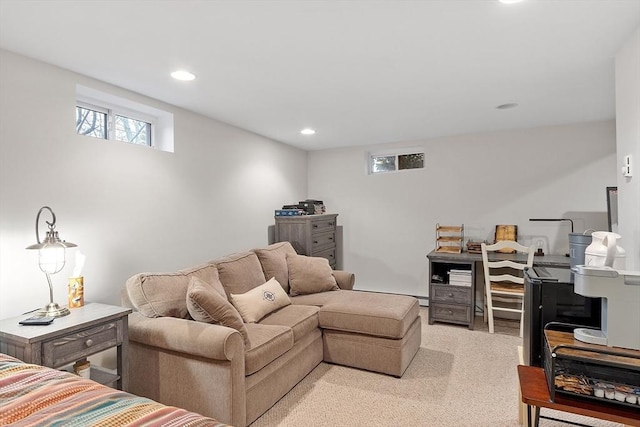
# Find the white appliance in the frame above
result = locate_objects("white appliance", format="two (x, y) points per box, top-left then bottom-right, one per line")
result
(573, 265), (640, 350)
(584, 231), (626, 270)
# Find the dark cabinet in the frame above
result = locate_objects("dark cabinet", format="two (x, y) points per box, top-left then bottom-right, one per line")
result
(524, 267), (601, 367)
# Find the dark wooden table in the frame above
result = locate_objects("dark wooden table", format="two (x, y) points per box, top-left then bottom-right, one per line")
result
(517, 365), (640, 427)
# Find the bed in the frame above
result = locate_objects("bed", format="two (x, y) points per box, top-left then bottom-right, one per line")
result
(0, 353), (229, 426)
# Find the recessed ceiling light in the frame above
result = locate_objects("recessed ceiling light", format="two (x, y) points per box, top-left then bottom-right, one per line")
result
(496, 103), (519, 110)
(499, 0), (524, 4)
(171, 70), (196, 81)
(300, 128), (316, 135)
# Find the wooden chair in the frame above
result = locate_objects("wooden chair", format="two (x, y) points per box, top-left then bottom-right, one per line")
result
(481, 241), (534, 337)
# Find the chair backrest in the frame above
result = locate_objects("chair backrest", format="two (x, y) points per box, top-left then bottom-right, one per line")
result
(481, 241), (534, 286)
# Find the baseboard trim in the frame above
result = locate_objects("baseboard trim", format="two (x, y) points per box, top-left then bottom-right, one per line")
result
(352, 289), (429, 307)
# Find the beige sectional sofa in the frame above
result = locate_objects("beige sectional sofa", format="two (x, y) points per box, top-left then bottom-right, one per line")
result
(122, 242), (421, 427)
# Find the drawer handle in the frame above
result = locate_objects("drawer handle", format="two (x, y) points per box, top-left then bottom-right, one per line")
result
(313, 240), (319, 244)
(85, 339), (94, 347)
(328, 236), (334, 241)
(328, 222), (334, 226)
(448, 293), (454, 298)
(447, 309), (453, 315)
(313, 224), (319, 228)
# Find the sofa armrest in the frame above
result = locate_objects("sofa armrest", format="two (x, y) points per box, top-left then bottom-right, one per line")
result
(332, 270), (355, 290)
(128, 312), (244, 361)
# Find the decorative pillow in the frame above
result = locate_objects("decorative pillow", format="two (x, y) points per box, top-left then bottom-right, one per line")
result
(230, 277), (291, 323)
(179, 263), (227, 297)
(286, 253), (339, 296)
(253, 242), (297, 294)
(186, 277), (250, 346)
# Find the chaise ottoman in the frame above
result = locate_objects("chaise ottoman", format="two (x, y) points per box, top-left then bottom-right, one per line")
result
(316, 292), (421, 377)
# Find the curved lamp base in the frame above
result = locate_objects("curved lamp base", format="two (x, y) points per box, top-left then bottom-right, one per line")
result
(37, 302), (70, 318)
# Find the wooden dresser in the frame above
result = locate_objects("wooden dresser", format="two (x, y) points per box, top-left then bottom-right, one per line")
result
(274, 213), (338, 268)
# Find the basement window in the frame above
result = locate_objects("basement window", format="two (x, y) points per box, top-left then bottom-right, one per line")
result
(368, 149), (425, 174)
(75, 85), (174, 152)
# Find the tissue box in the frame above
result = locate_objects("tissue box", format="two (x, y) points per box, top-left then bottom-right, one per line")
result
(68, 277), (84, 308)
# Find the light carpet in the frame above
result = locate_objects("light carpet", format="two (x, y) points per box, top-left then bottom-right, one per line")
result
(250, 308), (624, 427)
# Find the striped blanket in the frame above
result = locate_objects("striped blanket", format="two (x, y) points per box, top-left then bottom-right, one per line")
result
(0, 353), (229, 426)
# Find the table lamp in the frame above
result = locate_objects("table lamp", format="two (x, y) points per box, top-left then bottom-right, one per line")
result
(26, 206), (77, 317)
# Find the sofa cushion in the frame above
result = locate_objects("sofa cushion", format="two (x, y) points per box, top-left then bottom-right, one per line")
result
(322, 316), (422, 377)
(179, 263), (226, 297)
(186, 277), (250, 346)
(286, 253), (339, 296)
(253, 242), (297, 294)
(289, 289), (347, 307)
(244, 323), (293, 375)
(125, 272), (191, 319)
(230, 278), (291, 323)
(318, 292), (420, 339)
(259, 304), (320, 343)
(215, 251), (267, 297)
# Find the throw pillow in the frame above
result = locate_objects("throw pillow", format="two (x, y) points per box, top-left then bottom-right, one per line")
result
(253, 242), (297, 294)
(230, 277), (291, 323)
(186, 276), (250, 346)
(286, 253), (339, 296)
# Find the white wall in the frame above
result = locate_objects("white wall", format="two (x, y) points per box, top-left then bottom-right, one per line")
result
(308, 122), (617, 297)
(615, 28), (640, 270)
(0, 50), (308, 318)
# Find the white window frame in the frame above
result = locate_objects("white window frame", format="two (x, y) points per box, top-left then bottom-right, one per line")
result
(76, 85), (174, 153)
(367, 147), (425, 175)
(76, 101), (109, 139)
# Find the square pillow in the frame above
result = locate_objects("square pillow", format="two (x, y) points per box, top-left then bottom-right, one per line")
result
(230, 277), (291, 323)
(286, 253), (339, 296)
(186, 276), (250, 346)
(253, 242), (297, 294)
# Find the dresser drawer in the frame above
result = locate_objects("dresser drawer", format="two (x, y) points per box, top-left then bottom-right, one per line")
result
(430, 303), (471, 324)
(430, 284), (471, 304)
(43, 321), (121, 368)
(311, 218), (336, 235)
(314, 246), (336, 267)
(311, 231), (335, 250)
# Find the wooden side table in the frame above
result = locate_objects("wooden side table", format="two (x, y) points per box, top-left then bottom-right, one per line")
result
(427, 252), (476, 329)
(0, 302), (131, 391)
(518, 365), (640, 427)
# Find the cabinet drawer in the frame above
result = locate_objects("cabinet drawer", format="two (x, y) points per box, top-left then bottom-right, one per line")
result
(431, 284), (471, 304)
(43, 321), (120, 368)
(430, 303), (471, 323)
(313, 246), (336, 267)
(311, 231), (335, 250)
(311, 218), (336, 235)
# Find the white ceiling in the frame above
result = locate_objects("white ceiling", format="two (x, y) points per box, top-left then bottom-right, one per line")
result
(1, 0), (638, 151)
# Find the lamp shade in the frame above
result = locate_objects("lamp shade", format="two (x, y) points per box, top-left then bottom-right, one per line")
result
(26, 208), (77, 249)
